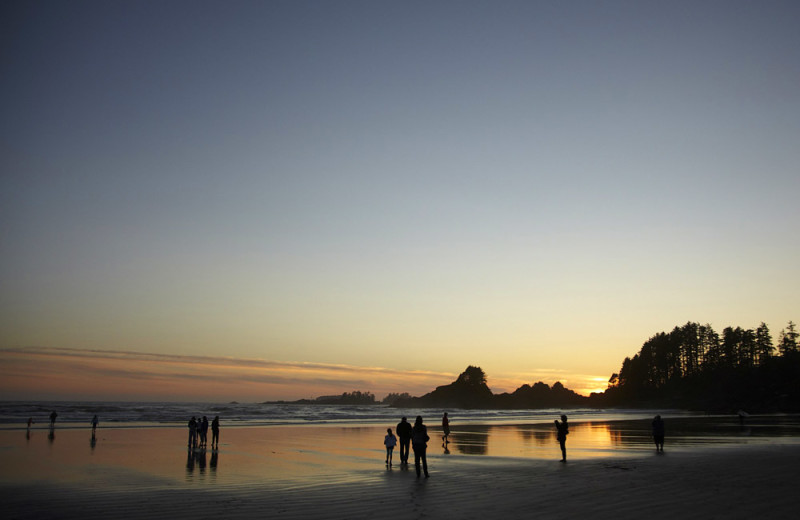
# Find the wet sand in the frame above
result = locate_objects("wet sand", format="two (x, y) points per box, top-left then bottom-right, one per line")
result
(2, 421), (798, 519)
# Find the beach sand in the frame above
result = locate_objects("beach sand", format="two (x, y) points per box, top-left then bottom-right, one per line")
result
(1, 422), (797, 519)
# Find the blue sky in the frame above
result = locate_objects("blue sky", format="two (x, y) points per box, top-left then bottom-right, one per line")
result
(1, 1), (798, 400)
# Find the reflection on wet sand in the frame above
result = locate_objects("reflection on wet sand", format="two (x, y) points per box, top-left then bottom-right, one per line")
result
(186, 448), (211, 478)
(603, 415), (800, 449)
(514, 425), (552, 447)
(444, 423), (623, 459)
(3, 416), (798, 491)
(187, 447), (220, 482)
(436, 418), (799, 459)
(450, 427), (489, 455)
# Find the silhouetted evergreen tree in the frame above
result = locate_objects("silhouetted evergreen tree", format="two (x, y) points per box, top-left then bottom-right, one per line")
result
(779, 321), (798, 355)
(756, 322), (774, 364)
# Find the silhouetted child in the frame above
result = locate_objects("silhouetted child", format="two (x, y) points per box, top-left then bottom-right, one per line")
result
(554, 415), (569, 462)
(384, 428), (397, 466)
(49, 411), (58, 427)
(91, 415), (99, 437)
(441, 412), (450, 444)
(652, 415), (665, 452)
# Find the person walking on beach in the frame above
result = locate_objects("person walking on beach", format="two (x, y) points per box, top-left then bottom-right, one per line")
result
(554, 415), (569, 462)
(27, 417), (34, 430)
(49, 411), (58, 427)
(396, 417), (412, 464)
(652, 415), (665, 452)
(384, 427), (397, 466)
(211, 416), (220, 449)
(91, 415), (99, 437)
(441, 412), (450, 445)
(188, 417), (197, 448)
(412, 416), (430, 478)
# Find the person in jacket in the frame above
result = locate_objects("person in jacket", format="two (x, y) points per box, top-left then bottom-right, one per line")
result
(412, 416), (430, 477)
(396, 416), (413, 464)
(554, 415), (569, 462)
(188, 417), (197, 448)
(652, 415), (665, 452)
(211, 416), (220, 449)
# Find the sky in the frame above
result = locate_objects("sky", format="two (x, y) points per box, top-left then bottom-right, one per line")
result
(1, 0), (798, 402)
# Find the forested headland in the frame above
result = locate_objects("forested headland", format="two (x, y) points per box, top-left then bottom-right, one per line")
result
(597, 321), (800, 412)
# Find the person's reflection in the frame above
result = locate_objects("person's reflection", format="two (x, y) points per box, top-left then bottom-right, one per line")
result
(515, 426), (553, 447)
(48, 427), (55, 443)
(186, 449), (196, 475)
(91, 435), (97, 451)
(210, 450), (218, 472)
(452, 426), (489, 455)
(197, 448), (207, 473)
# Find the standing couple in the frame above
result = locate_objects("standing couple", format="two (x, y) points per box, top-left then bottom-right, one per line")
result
(395, 416), (430, 477)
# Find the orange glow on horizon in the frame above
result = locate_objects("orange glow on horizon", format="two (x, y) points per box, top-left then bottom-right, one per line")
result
(0, 347), (610, 402)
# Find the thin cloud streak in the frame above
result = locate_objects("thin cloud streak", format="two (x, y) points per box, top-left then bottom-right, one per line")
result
(0, 347), (608, 401)
(0, 347), (457, 402)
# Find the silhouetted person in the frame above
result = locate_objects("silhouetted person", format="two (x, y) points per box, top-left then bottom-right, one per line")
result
(396, 417), (412, 464)
(200, 416), (209, 447)
(554, 415), (569, 462)
(27, 417), (34, 430)
(441, 412), (450, 445)
(49, 411), (58, 427)
(412, 416), (430, 478)
(211, 416), (220, 449)
(384, 427), (397, 466)
(652, 415), (665, 452)
(188, 417), (197, 448)
(91, 415), (99, 437)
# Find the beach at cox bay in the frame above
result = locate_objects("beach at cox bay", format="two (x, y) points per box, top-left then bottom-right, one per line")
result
(2, 407), (800, 520)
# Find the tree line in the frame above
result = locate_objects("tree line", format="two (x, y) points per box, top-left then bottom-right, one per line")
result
(600, 321), (800, 412)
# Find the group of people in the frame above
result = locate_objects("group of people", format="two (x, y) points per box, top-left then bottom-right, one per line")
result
(383, 415), (431, 477)
(383, 413), (668, 470)
(188, 415), (220, 449)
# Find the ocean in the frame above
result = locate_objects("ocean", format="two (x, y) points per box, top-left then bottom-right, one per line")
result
(1, 401), (700, 429)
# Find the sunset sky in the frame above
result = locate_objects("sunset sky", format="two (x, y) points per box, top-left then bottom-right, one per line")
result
(2, 1), (798, 402)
